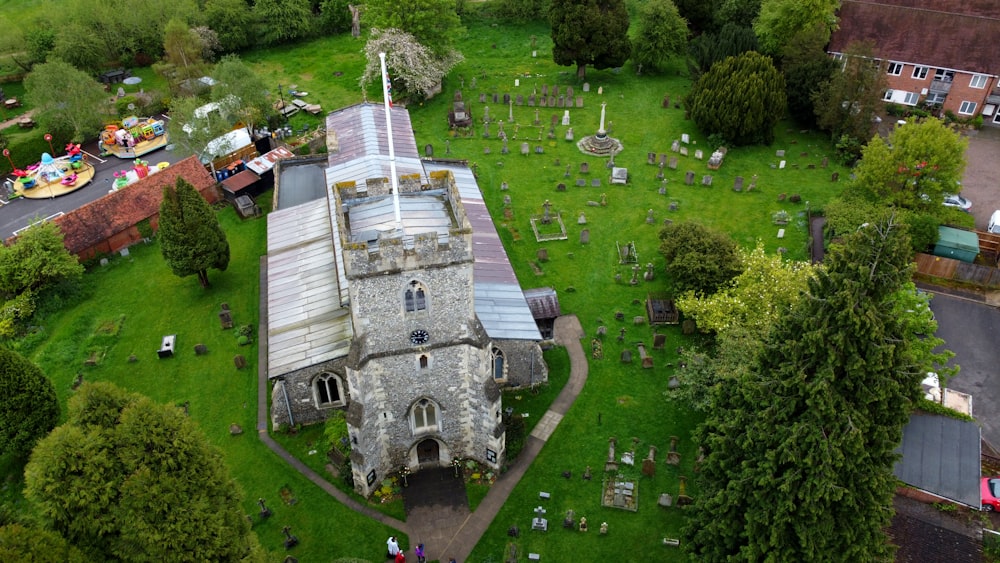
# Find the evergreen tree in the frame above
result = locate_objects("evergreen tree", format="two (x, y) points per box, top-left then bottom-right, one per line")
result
(687, 51), (786, 146)
(158, 178), (230, 288)
(24, 382), (265, 562)
(685, 218), (923, 561)
(687, 22), (759, 79)
(631, 0), (688, 73)
(658, 221), (742, 295)
(813, 41), (888, 162)
(0, 348), (59, 459)
(549, 0), (631, 79)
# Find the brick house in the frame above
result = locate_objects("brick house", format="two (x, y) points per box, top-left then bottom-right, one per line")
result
(54, 156), (220, 261)
(829, 0), (1000, 124)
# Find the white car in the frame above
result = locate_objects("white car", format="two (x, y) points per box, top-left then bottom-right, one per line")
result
(943, 193), (972, 212)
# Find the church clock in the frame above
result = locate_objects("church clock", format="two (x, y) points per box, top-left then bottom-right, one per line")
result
(409, 329), (430, 345)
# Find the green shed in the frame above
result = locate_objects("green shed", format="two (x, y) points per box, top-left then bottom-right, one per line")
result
(933, 226), (979, 263)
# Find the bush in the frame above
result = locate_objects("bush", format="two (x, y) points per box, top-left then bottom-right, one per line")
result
(885, 103), (905, 117)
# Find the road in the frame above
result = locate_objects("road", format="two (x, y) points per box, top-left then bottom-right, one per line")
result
(928, 290), (1000, 447)
(0, 124), (193, 238)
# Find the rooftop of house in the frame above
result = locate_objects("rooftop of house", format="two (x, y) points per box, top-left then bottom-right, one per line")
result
(830, 0), (1000, 76)
(54, 155), (216, 255)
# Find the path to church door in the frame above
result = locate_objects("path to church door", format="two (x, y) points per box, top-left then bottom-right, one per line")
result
(416, 438), (440, 464)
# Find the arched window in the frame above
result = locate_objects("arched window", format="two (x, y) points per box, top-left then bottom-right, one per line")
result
(404, 280), (428, 313)
(314, 373), (345, 407)
(491, 347), (506, 380)
(419, 354), (429, 369)
(410, 398), (439, 434)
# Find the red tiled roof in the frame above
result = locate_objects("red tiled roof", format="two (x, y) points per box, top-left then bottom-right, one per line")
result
(830, 0), (1000, 75)
(54, 156), (216, 254)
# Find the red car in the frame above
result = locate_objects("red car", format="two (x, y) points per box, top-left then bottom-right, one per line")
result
(982, 477), (1000, 511)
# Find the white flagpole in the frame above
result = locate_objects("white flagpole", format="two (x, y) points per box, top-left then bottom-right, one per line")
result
(378, 52), (402, 232)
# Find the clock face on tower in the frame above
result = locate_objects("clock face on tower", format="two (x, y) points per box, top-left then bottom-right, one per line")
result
(409, 329), (430, 345)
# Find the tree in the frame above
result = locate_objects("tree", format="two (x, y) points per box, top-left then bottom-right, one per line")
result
(319, 0), (354, 34)
(153, 19), (210, 95)
(677, 242), (815, 338)
(158, 178), (230, 288)
(687, 22), (758, 78)
(813, 41), (888, 161)
(673, 0), (717, 35)
(0, 524), (86, 562)
(211, 55), (273, 136)
(687, 51), (786, 146)
(204, 0), (257, 52)
(495, 0), (549, 22)
(684, 219), (927, 561)
(360, 29), (464, 101)
(252, 0), (315, 46)
(0, 348), (59, 459)
(24, 382), (265, 561)
(165, 96), (236, 162)
(781, 24), (837, 127)
(631, 0), (688, 73)
(24, 59), (109, 142)
(658, 221), (742, 295)
(753, 0), (838, 55)
(363, 0), (463, 56)
(549, 0), (631, 79)
(715, 0), (760, 28)
(850, 118), (967, 212)
(0, 221), (84, 337)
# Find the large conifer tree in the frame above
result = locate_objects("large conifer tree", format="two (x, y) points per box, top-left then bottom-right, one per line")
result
(158, 178), (230, 288)
(685, 218), (922, 561)
(549, 0), (631, 79)
(0, 348), (59, 459)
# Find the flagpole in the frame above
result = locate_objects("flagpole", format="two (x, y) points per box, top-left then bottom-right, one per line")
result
(378, 52), (402, 232)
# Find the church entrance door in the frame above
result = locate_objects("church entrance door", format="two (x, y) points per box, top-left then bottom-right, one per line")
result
(416, 438), (440, 464)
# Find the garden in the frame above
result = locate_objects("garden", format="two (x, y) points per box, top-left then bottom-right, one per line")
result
(0, 7), (859, 563)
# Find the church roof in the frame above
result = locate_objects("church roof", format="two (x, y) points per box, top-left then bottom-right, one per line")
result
(346, 193), (453, 248)
(325, 103), (427, 185)
(426, 161), (542, 341)
(266, 197), (354, 378)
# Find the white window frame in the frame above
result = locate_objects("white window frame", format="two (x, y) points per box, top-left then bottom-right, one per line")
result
(959, 101), (977, 115)
(887, 62), (903, 76)
(935, 69), (954, 82)
(314, 372), (346, 408)
(883, 90), (894, 101)
(970, 74), (988, 89)
(912, 66), (928, 80)
(410, 398), (440, 435)
(902, 92), (919, 106)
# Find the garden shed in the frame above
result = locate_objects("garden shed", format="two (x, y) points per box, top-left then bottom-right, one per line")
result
(933, 226), (979, 263)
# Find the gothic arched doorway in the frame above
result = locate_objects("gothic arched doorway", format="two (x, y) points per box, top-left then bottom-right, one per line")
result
(416, 438), (440, 464)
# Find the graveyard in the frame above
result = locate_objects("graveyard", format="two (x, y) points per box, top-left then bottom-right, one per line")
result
(0, 13), (859, 562)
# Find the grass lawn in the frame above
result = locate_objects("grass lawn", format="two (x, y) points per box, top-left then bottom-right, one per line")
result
(0, 8), (853, 562)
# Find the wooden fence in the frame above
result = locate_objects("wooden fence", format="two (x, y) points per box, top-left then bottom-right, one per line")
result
(914, 252), (1000, 287)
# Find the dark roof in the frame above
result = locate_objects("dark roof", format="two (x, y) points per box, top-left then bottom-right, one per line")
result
(54, 156), (216, 254)
(893, 413), (981, 507)
(830, 0), (1000, 75)
(221, 169), (260, 194)
(523, 287), (562, 320)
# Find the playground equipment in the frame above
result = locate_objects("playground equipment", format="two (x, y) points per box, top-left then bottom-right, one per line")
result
(99, 116), (169, 159)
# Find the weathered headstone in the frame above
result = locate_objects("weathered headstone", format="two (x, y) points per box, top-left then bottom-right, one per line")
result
(566, 86), (574, 98)
(580, 162), (589, 174)
(694, 149), (703, 160)
(580, 229), (589, 244)
(528, 94), (535, 106)
(576, 96), (584, 108)
(537, 248), (549, 262)
(516, 94), (524, 105)
(583, 82), (590, 92)
(647, 152), (656, 165)
(548, 96), (555, 106)
(702, 175), (713, 186)
(591, 178), (601, 187)
(521, 142), (530, 155)
(671, 140), (680, 152)
(492, 93), (499, 103)
(194, 343), (208, 355)
(542, 84), (549, 96)
(620, 350), (632, 363)
(503, 93), (511, 104)
(679, 147), (688, 156)
(562, 110), (571, 126)
(653, 333), (666, 349)
(776, 149), (785, 157)
(684, 171), (694, 185)
(424, 143), (433, 157)
(234, 355), (247, 369)
(733, 176), (744, 192)
(565, 128), (574, 141)
(831, 172), (840, 182)
(668, 157), (678, 170)
(479, 93), (486, 103)
(503, 194), (512, 205)
(681, 133), (690, 144)
(576, 179), (586, 187)
(779, 160), (786, 169)
(557, 182), (566, 191)
(540, 96), (547, 107)
(597, 86), (603, 95)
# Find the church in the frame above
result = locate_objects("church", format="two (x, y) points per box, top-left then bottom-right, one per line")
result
(264, 102), (547, 497)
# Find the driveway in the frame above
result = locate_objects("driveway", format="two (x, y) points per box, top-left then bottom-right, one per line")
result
(928, 290), (1000, 447)
(959, 126), (1000, 230)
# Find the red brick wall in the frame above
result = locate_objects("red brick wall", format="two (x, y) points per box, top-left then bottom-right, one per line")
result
(885, 63), (995, 116)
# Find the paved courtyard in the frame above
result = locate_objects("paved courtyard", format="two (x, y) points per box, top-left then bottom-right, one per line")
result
(958, 126), (1000, 230)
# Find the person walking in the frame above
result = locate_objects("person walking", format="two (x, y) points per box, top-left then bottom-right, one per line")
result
(386, 536), (400, 559)
(415, 543), (426, 563)
(395, 550), (406, 563)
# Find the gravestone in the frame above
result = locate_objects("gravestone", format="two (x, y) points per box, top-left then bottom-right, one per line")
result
(659, 185), (667, 195)
(454, 90), (463, 102)
(540, 96), (547, 107)
(668, 157), (678, 170)
(566, 86), (574, 98)
(776, 149), (785, 157)
(503, 93), (511, 104)
(493, 93), (499, 103)
(800, 152), (808, 157)
(424, 143), (433, 157)
(542, 84), (548, 96)
(647, 152), (656, 165)
(479, 93), (486, 103)
(503, 194), (511, 205)
(565, 165), (571, 177)
(502, 139), (509, 154)
(694, 149), (703, 160)
(684, 171), (694, 185)
(576, 179), (586, 187)
(646, 209), (655, 224)
(821, 157), (829, 168)
(528, 94), (535, 106)
(220, 310), (234, 329)
(552, 85), (559, 97)
(580, 162), (589, 174)
(653, 333), (666, 350)
(516, 94), (524, 105)
(598, 86), (603, 95)
(666, 436), (681, 465)
(681, 133), (690, 144)
(535, 145), (544, 154)
(733, 176), (744, 191)
(660, 154), (667, 165)
(702, 175), (713, 186)
(521, 142), (530, 155)
(580, 229), (590, 244)
(562, 110), (571, 126)
(194, 343), (208, 355)
(779, 160), (786, 169)
(576, 96), (584, 108)
(234, 355), (247, 369)
(557, 182), (566, 192)
(578, 212), (586, 224)
(548, 96), (555, 107)
(662, 94), (670, 108)
(537, 248), (549, 262)
(620, 350), (632, 363)
(831, 172), (839, 182)
(671, 140), (680, 152)
(658, 494), (673, 507)
(583, 82), (590, 92)
(565, 128), (574, 141)
(484, 146), (491, 154)
(679, 147), (688, 156)
(591, 178), (601, 187)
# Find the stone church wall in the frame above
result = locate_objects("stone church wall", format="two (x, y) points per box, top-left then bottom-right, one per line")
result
(269, 357), (350, 429)
(495, 339), (549, 388)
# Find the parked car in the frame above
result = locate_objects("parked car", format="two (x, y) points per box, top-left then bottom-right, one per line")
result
(982, 477), (1000, 511)
(989, 210), (1000, 234)
(943, 193), (972, 212)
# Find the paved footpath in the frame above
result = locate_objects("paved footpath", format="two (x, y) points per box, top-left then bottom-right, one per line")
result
(256, 295), (588, 562)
